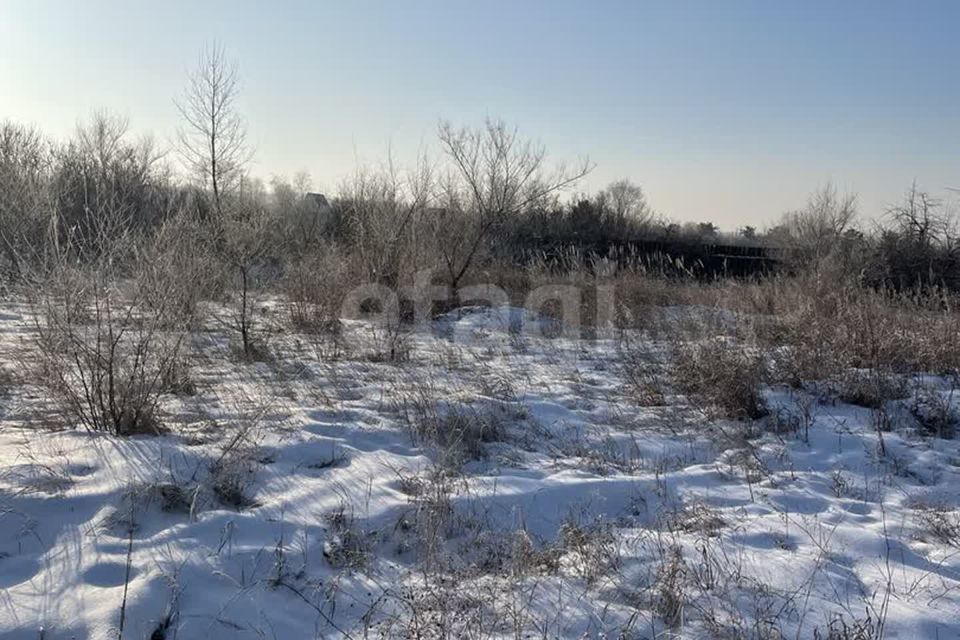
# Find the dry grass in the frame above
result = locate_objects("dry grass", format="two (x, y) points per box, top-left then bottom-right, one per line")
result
(392, 378), (508, 467)
(835, 369), (907, 409)
(910, 499), (960, 546)
(909, 384), (960, 439)
(739, 274), (960, 379)
(671, 339), (768, 421)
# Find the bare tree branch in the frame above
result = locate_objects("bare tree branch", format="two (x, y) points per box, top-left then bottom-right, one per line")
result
(176, 42), (250, 218)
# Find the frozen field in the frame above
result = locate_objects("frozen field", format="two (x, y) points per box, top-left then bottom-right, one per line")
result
(1, 303), (959, 639)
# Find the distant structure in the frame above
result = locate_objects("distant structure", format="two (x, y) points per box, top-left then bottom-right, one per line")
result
(514, 237), (779, 279)
(306, 192), (334, 231)
(306, 192), (331, 211)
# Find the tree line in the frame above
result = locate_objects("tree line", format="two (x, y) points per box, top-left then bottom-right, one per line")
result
(2, 42), (958, 310)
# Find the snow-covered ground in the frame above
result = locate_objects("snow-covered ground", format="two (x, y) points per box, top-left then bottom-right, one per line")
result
(1, 303), (960, 639)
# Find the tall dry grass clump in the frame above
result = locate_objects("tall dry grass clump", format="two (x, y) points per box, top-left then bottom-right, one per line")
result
(747, 271), (960, 385)
(283, 244), (354, 334)
(671, 338), (768, 420)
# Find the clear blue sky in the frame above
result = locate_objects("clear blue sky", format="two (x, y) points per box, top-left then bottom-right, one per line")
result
(2, 0), (958, 228)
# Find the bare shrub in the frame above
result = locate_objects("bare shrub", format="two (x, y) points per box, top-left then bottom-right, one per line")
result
(470, 360), (517, 401)
(210, 456), (258, 509)
(5, 445), (75, 495)
(372, 579), (491, 638)
(767, 397), (815, 442)
(672, 339), (768, 420)
(366, 315), (412, 363)
(159, 352), (197, 396)
(283, 244), (350, 335)
(770, 183), (859, 275)
(111, 482), (196, 531)
(50, 112), (174, 262)
(139, 209), (221, 326)
(28, 259), (186, 436)
(271, 173), (331, 252)
(870, 183), (960, 291)
(147, 482), (195, 514)
(0, 364), (16, 417)
(216, 193), (280, 362)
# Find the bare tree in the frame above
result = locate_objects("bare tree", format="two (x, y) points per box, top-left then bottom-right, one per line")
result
(176, 42), (249, 217)
(176, 44), (275, 358)
(601, 178), (652, 228)
(435, 118), (592, 294)
(220, 184), (277, 359)
(870, 181), (960, 289)
(886, 181), (946, 248)
(0, 121), (49, 277)
(774, 183), (858, 267)
(50, 111), (167, 263)
(337, 152), (434, 286)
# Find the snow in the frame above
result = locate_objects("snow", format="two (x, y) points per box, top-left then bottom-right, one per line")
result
(1, 303), (960, 638)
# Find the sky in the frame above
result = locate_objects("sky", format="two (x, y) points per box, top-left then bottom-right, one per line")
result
(1, 0), (958, 228)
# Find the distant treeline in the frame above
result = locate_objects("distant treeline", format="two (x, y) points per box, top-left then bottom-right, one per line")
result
(478, 184), (960, 290)
(2, 108), (957, 299)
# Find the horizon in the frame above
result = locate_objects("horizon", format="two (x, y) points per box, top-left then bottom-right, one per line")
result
(2, 0), (958, 229)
